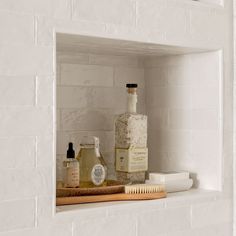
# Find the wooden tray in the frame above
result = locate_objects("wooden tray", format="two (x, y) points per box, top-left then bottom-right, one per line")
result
(56, 180), (124, 197)
(56, 191), (167, 206)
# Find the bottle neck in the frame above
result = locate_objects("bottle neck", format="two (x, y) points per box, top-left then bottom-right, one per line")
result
(80, 144), (100, 157)
(127, 93), (137, 113)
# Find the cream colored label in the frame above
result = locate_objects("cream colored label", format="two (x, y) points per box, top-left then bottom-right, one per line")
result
(64, 165), (80, 188)
(91, 164), (106, 186)
(116, 148), (148, 172)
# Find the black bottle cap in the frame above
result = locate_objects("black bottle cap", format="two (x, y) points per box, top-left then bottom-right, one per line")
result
(126, 84), (138, 88)
(67, 142), (75, 158)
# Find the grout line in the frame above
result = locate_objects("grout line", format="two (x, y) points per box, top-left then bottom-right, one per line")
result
(35, 75), (38, 106)
(59, 109), (62, 131)
(104, 23), (108, 33)
(105, 208), (109, 218)
(0, 227), (35, 234)
(57, 64), (61, 85)
(167, 108), (170, 129)
(71, 221), (75, 236)
(56, 83), (130, 89)
(135, 218), (138, 236)
(52, 30), (57, 75)
(88, 53), (92, 65)
(35, 196), (38, 227)
(134, 0), (138, 28)
(34, 16), (38, 46)
(0, 196), (37, 203)
(35, 136), (38, 168)
(190, 205), (193, 228)
(112, 66), (115, 87)
(164, 199), (167, 208)
(70, 0), (74, 19)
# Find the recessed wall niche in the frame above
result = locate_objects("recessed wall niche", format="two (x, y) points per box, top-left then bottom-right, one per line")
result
(56, 33), (222, 192)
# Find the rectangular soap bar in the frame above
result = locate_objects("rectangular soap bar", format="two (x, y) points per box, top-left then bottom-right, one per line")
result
(115, 113), (147, 149)
(149, 171), (190, 183)
(116, 148), (148, 172)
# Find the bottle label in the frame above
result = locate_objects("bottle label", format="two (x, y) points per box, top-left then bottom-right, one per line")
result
(64, 163), (80, 188)
(116, 148), (148, 172)
(91, 164), (106, 186)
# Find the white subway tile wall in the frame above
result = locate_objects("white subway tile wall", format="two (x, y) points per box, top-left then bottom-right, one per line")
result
(60, 64), (114, 87)
(0, 11), (34, 44)
(57, 52), (146, 179)
(0, 199), (35, 232)
(0, 0), (233, 235)
(137, 206), (191, 235)
(72, 0), (136, 26)
(0, 76), (35, 107)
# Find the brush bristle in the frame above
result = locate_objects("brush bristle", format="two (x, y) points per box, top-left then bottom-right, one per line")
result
(125, 184), (165, 194)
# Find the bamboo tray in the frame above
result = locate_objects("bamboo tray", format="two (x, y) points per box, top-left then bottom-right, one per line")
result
(56, 180), (125, 197)
(56, 191), (167, 206)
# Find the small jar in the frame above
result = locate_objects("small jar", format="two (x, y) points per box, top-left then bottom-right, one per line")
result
(76, 136), (107, 188)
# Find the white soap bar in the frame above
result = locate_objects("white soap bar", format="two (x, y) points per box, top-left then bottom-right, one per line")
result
(115, 113), (147, 149)
(149, 171), (189, 183)
(146, 178), (193, 193)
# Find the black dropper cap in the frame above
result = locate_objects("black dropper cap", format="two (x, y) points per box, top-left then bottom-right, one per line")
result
(67, 142), (75, 158)
(126, 83), (138, 88)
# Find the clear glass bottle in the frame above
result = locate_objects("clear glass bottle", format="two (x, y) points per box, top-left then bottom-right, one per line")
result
(63, 142), (80, 188)
(76, 136), (107, 188)
(127, 84), (138, 113)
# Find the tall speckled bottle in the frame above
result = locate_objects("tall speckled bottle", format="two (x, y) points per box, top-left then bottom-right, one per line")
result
(115, 84), (148, 184)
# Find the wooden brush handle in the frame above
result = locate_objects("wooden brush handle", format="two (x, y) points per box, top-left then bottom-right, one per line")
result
(56, 192), (167, 206)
